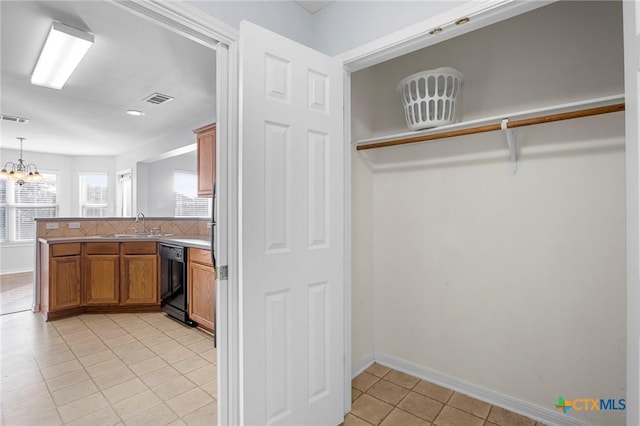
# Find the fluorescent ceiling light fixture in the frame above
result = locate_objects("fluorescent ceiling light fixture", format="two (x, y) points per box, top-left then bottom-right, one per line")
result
(31, 22), (94, 90)
(126, 110), (145, 116)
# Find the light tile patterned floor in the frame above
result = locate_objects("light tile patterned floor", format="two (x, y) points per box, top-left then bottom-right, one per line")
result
(0, 272), (33, 315)
(2, 309), (545, 426)
(0, 310), (216, 426)
(346, 363), (546, 426)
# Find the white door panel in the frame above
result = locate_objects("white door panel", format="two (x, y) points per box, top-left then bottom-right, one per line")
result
(239, 21), (344, 426)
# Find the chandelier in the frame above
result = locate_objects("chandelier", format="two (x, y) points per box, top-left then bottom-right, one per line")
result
(1, 137), (43, 186)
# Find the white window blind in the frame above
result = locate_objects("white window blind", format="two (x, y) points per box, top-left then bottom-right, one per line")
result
(10, 172), (58, 241)
(118, 171), (132, 217)
(80, 174), (108, 217)
(174, 171), (210, 217)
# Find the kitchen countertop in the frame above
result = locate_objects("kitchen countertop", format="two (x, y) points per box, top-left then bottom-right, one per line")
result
(38, 235), (211, 250)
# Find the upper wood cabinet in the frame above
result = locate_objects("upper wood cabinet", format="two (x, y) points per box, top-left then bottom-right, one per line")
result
(194, 123), (216, 198)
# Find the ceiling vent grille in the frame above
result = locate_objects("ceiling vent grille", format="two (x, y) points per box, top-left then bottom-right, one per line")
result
(143, 93), (174, 105)
(0, 114), (29, 124)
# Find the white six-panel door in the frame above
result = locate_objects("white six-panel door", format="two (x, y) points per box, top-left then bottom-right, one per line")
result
(238, 21), (344, 426)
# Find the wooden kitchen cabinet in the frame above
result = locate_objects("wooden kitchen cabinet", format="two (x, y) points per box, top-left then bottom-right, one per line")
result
(39, 240), (161, 320)
(188, 247), (215, 333)
(120, 242), (158, 305)
(40, 243), (82, 319)
(83, 242), (119, 305)
(50, 256), (81, 310)
(194, 123), (216, 198)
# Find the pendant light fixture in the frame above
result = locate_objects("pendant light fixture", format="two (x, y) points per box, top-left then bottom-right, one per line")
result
(1, 137), (43, 186)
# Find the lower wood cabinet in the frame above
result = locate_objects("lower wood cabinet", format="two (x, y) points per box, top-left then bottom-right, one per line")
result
(120, 242), (158, 305)
(83, 242), (119, 305)
(40, 241), (214, 322)
(188, 247), (216, 333)
(40, 240), (159, 320)
(40, 243), (82, 319)
(49, 256), (80, 311)
(50, 254), (82, 311)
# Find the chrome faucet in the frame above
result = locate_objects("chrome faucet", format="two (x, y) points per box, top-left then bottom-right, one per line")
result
(135, 212), (147, 234)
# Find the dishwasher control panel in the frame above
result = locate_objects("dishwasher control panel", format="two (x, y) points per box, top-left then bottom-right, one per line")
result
(159, 244), (185, 262)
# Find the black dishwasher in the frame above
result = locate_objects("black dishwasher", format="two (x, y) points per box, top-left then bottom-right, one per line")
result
(159, 244), (195, 326)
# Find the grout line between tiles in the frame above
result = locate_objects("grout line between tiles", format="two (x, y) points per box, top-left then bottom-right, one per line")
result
(351, 364), (540, 426)
(429, 387), (455, 425)
(53, 315), (126, 425)
(79, 314), (185, 422)
(17, 312), (216, 425)
(108, 313), (217, 421)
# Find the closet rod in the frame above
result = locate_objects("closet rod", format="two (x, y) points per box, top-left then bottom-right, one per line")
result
(356, 103), (625, 151)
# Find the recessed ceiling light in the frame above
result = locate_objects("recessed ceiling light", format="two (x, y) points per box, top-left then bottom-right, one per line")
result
(126, 110), (145, 116)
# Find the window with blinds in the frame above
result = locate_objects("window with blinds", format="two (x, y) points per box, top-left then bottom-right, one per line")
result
(80, 173), (108, 217)
(2, 172), (58, 241)
(174, 171), (210, 217)
(119, 171), (132, 217)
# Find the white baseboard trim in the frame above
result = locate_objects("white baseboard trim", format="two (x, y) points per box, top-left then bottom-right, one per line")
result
(373, 352), (590, 426)
(351, 352), (375, 378)
(1, 268), (34, 276)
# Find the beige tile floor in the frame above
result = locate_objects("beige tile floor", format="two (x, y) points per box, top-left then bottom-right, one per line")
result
(0, 272), (33, 315)
(0, 310), (216, 426)
(346, 364), (546, 426)
(2, 309), (544, 426)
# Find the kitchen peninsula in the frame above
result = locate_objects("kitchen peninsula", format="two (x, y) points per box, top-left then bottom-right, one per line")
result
(35, 217), (215, 336)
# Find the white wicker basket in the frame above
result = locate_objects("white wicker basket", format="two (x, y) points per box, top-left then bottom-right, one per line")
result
(397, 67), (463, 130)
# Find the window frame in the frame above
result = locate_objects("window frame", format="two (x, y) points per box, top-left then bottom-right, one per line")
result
(78, 172), (109, 217)
(0, 171), (59, 242)
(173, 170), (211, 218)
(117, 169), (133, 218)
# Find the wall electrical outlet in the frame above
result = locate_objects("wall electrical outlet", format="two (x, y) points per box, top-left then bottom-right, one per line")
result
(46, 223), (59, 229)
(68, 222), (81, 229)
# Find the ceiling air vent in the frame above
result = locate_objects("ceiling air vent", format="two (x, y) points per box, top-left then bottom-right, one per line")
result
(143, 92), (174, 105)
(0, 114), (29, 124)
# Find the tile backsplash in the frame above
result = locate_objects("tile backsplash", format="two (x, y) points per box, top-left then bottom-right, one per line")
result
(35, 218), (211, 239)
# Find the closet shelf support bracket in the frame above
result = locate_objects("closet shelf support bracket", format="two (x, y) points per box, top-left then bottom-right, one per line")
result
(501, 119), (517, 174)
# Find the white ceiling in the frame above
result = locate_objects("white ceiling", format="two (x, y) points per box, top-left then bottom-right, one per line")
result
(0, 1), (216, 157)
(294, 1), (335, 14)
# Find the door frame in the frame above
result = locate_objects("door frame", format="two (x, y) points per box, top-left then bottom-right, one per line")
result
(112, 1), (239, 424)
(622, 1), (639, 424)
(113, 1), (640, 425)
(340, 1), (638, 425)
(338, 0), (554, 414)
